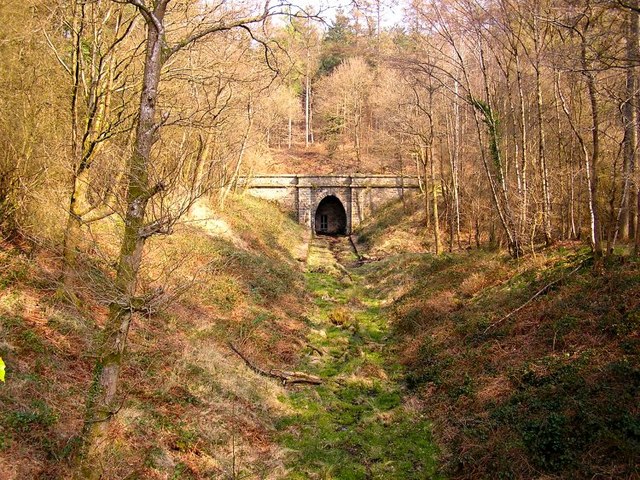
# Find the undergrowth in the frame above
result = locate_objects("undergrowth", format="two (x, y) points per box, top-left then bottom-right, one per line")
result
(0, 195), (309, 479)
(355, 199), (640, 479)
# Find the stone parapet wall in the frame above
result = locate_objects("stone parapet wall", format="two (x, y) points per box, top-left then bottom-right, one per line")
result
(298, 176), (351, 188)
(349, 176), (420, 188)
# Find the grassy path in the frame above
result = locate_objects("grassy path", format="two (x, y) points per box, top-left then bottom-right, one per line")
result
(276, 237), (440, 479)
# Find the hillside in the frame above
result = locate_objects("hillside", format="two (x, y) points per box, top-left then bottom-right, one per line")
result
(0, 196), (312, 479)
(244, 143), (419, 176)
(353, 196), (640, 478)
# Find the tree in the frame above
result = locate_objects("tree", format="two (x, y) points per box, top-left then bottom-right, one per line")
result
(0, 1), (66, 239)
(318, 9), (357, 75)
(316, 57), (374, 170)
(620, 1), (639, 244)
(79, 1), (308, 473)
(51, 0), (138, 286)
(289, 15), (321, 147)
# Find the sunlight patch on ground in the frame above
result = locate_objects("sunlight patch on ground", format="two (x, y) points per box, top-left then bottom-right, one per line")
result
(186, 200), (249, 250)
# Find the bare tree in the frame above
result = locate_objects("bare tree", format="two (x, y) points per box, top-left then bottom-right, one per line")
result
(46, 1), (139, 285)
(79, 1), (309, 473)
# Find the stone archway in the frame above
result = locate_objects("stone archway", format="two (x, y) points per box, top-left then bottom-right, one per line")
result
(238, 174), (422, 234)
(315, 195), (347, 235)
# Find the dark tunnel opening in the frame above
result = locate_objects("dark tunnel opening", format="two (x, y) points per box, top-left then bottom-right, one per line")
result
(314, 196), (347, 235)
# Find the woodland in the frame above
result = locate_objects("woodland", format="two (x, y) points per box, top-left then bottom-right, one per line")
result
(0, 0), (639, 478)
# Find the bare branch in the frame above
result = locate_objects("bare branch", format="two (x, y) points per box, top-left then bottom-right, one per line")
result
(42, 29), (72, 75)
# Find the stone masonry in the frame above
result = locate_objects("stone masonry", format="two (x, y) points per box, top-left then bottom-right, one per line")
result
(237, 175), (420, 234)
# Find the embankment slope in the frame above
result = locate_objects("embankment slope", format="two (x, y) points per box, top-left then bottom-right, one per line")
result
(354, 196), (640, 478)
(0, 195), (310, 479)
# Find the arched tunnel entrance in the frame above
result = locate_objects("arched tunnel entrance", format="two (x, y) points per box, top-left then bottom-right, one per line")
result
(315, 195), (347, 235)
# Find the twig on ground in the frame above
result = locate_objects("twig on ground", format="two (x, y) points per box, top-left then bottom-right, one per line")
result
(482, 260), (586, 335)
(348, 235), (364, 261)
(229, 342), (323, 385)
(306, 343), (325, 356)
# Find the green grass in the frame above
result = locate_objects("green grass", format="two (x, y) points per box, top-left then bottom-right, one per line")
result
(4, 399), (58, 432)
(278, 238), (441, 479)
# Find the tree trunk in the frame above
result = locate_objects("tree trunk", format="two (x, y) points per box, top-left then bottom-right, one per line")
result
(534, 14), (552, 246)
(477, 39), (520, 256)
(62, 172), (89, 287)
(62, 0), (86, 285)
(419, 144), (431, 230)
(451, 79), (462, 248)
(305, 73), (310, 147)
(62, 2), (125, 285)
(430, 146), (441, 254)
(583, 38), (603, 257)
(80, 3), (168, 474)
(515, 53), (529, 242)
(220, 95), (254, 209)
(557, 67), (598, 253)
(622, 3), (639, 241)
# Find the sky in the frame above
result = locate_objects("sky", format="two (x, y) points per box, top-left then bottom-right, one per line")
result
(312, 0), (406, 28)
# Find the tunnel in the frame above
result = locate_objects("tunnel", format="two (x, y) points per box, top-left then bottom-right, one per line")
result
(315, 195), (347, 235)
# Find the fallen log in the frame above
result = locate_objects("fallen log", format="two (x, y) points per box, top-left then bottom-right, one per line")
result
(229, 342), (323, 386)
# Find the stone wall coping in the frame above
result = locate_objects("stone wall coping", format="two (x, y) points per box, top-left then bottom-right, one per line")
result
(238, 174), (420, 188)
(242, 174), (416, 178)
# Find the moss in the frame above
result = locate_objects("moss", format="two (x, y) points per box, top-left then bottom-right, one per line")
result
(277, 238), (441, 478)
(5, 400), (58, 432)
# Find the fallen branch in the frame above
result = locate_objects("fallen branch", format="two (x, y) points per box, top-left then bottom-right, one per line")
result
(306, 343), (325, 356)
(292, 338), (325, 356)
(336, 262), (353, 281)
(229, 342), (323, 385)
(483, 261), (586, 335)
(348, 235), (364, 261)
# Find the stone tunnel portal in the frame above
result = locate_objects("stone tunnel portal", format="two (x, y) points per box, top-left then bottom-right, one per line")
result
(315, 195), (347, 235)
(237, 175), (422, 234)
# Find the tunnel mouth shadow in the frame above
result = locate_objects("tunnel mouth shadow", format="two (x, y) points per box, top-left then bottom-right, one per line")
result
(315, 232), (347, 238)
(315, 195), (347, 236)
